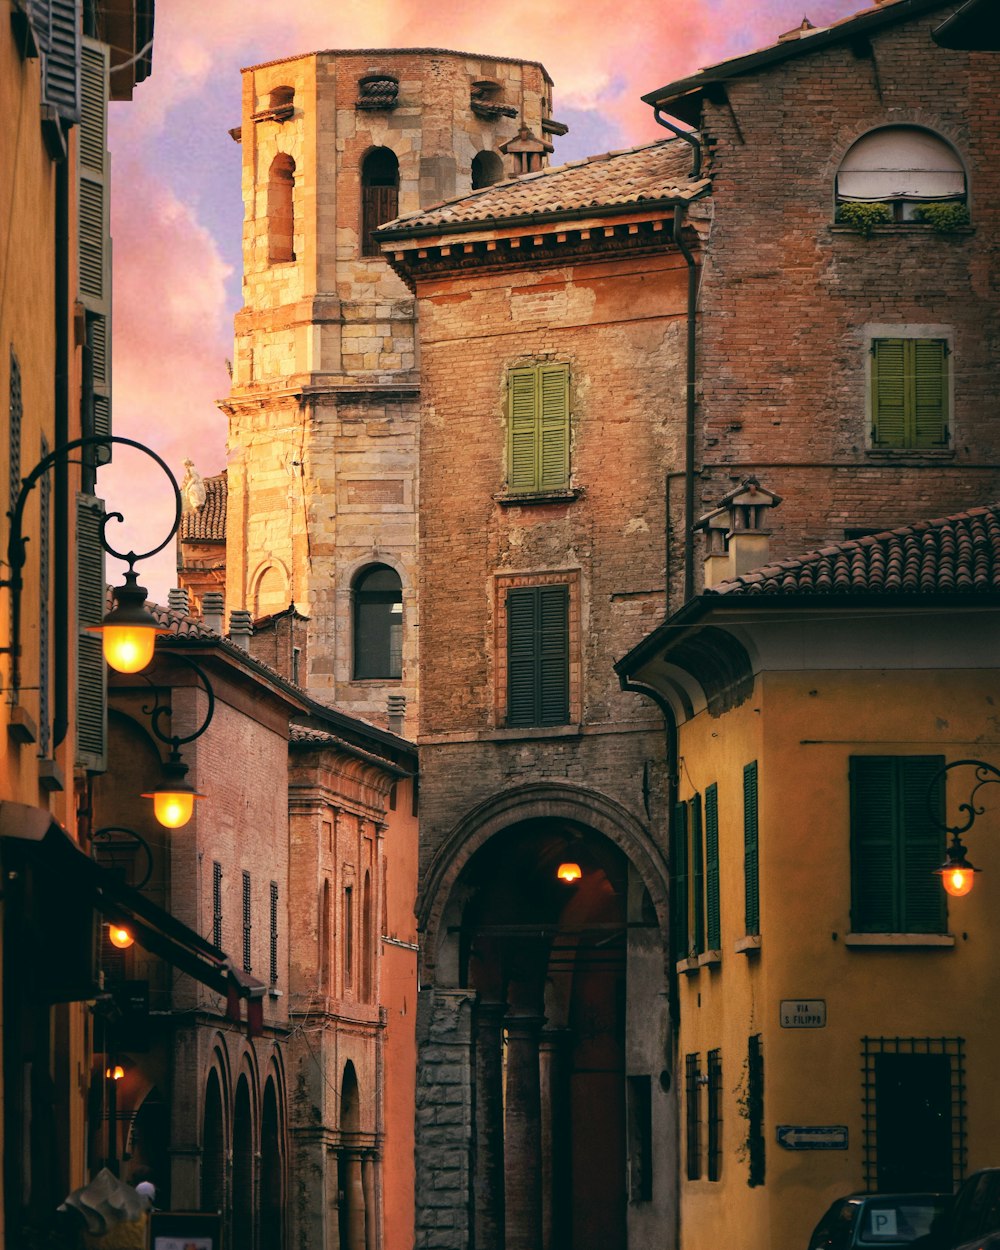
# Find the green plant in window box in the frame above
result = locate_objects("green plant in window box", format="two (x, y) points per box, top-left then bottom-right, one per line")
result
(836, 201), (893, 236)
(912, 201), (970, 232)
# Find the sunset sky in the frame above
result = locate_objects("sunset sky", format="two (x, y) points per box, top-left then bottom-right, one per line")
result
(103, 0), (864, 599)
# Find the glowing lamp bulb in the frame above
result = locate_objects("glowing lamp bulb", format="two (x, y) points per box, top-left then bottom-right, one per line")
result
(152, 789), (196, 829)
(943, 866), (976, 898)
(102, 624), (157, 675)
(557, 861), (582, 884)
(106, 1065), (124, 1081)
(108, 924), (134, 950)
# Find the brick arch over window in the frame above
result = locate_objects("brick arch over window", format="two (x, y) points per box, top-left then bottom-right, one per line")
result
(360, 146), (399, 256)
(252, 560), (290, 619)
(418, 781), (670, 981)
(267, 153), (296, 263)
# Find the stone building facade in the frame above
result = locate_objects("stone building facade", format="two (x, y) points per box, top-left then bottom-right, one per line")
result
(379, 140), (708, 1250)
(222, 47), (564, 735)
(642, 0), (1000, 611)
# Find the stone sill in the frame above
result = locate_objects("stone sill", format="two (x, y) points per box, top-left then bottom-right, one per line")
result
(735, 934), (761, 955)
(865, 448), (955, 460)
(487, 723), (583, 742)
(698, 950), (722, 968)
(676, 957), (699, 976)
(495, 487), (583, 507)
(844, 932), (955, 948)
(830, 224), (975, 237)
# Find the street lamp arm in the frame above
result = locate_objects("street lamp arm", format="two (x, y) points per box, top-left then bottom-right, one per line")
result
(934, 758), (1000, 837)
(142, 652), (216, 754)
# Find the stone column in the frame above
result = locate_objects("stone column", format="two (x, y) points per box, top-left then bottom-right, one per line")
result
(362, 1153), (377, 1250)
(539, 1029), (571, 1250)
(344, 1148), (366, 1250)
(504, 1011), (545, 1250)
(474, 1000), (506, 1250)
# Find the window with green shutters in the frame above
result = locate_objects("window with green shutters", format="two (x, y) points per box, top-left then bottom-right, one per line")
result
(850, 755), (947, 933)
(705, 783), (721, 951)
(506, 584), (569, 727)
(689, 792), (705, 957)
(743, 762), (760, 937)
(507, 363), (570, 493)
(670, 800), (689, 960)
(871, 338), (949, 449)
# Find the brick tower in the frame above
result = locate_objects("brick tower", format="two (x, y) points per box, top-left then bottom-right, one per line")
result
(222, 48), (562, 732)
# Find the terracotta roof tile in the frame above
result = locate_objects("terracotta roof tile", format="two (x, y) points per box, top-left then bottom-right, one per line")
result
(179, 473), (227, 542)
(708, 504), (1000, 598)
(376, 138), (708, 235)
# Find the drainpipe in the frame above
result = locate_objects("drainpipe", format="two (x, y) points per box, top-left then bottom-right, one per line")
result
(53, 157), (70, 749)
(652, 108), (701, 604)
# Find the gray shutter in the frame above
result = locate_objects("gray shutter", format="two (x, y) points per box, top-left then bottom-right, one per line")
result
(75, 493), (106, 771)
(506, 584), (569, 727)
(506, 587), (537, 726)
(32, 0), (81, 124)
(79, 38), (111, 459)
(537, 585), (569, 725)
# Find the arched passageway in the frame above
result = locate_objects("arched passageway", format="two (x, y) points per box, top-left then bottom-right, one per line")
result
(260, 1077), (284, 1250)
(232, 1075), (254, 1249)
(201, 1068), (226, 1215)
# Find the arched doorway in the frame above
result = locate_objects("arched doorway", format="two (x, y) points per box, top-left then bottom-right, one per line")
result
(201, 1068), (226, 1215)
(131, 1088), (170, 1209)
(260, 1076), (284, 1250)
(232, 1075), (254, 1249)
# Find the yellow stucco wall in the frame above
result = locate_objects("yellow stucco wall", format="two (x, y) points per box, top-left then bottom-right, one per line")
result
(675, 663), (1000, 1250)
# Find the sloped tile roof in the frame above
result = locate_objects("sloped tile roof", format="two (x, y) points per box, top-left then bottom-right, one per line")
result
(377, 138), (708, 235)
(179, 473), (227, 542)
(708, 504), (1000, 597)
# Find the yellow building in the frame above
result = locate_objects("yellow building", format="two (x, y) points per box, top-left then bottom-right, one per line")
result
(618, 488), (1000, 1250)
(0, 1), (152, 1243)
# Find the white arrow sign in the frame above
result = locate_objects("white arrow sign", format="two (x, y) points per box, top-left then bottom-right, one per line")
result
(776, 1125), (848, 1150)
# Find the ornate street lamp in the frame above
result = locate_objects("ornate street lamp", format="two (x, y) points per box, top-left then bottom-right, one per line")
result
(2, 435), (181, 688)
(140, 653), (215, 829)
(931, 759), (1000, 897)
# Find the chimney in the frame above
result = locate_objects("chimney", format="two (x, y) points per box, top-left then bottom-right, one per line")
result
(696, 477), (782, 587)
(387, 694), (406, 735)
(228, 609), (253, 651)
(202, 591), (225, 635)
(168, 587), (190, 615)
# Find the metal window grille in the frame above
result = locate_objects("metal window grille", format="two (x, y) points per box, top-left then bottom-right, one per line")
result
(685, 1053), (701, 1180)
(269, 881), (279, 985)
(9, 349), (21, 515)
(212, 861), (222, 948)
(38, 435), (50, 757)
(707, 1049), (723, 1182)
(242, 870), (252, 973)
(747, 1034), (765, 1187)
(861, 1036), (966, 1193)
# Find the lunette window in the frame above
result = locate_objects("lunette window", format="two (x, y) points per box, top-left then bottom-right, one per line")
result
(850, 755), (946, 934)
(836, 126), (967, 222)
(507, 363), (570, 494)
(871, 338), (949, 449)
(506, 583), (569, 727)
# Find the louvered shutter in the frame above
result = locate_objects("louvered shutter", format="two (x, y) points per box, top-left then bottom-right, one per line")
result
(872, 339), (908, 448)
(671, 801), (689, 959)
(508, 368), (539, 492)
(743, 762), (760, 936)
(850, 757), (898, 932)
(362, 184), (398, 255)
(538, 364), (569, 490)
(899, 756), (947, 933)
(705, 782), (721, 950)
(79, 39), (111, 461)
(507, 587), (538, 726)
(537, 585), (569, 725)
(30, 0), (81, 124)
(690, 793), (704, 956)
(75, 494), (106, 771)
(912, 340), (949, 448)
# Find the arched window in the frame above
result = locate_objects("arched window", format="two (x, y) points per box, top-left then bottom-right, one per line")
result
(836, 126), (966, 221)
(353, 564), (402, 679)
(472, 150), (504, 189)
(269, 85), (294, 111)
(254, 563), (288, 618)
(361, 147), (399, 257)
(268, 154), (296, 263)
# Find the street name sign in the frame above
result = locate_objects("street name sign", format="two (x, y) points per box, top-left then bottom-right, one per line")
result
(776, 1125), (848, 1150)
(780, 999), (826, 1028)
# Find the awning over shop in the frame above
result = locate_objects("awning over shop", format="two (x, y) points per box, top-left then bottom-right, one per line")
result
(0, 801), (265, 1036)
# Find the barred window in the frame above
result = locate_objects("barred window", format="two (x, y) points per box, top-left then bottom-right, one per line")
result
(212, 861), (223, 949)
(242, 870), (252, 973)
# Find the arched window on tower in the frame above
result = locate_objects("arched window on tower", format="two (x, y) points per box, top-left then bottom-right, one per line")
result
(268, 153), (296, 263)
(353, 564), (402, 679)
(361, 147), (399, 257)
(472, 150), (504, 189)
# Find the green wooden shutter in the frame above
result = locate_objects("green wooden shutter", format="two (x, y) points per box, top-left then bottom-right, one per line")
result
(690, 793), (704, 956)
(537, 584), (569, 725)
(538, 364), (569, 490)
(873, 338), (949, 449)
(850, 755), (946, 933)
(872, 339), (908, 448)
(508, 367), (539, 492)
(75, 493), (106, 771)
(705, 782), (721, 951)
(912, 340), (949, 448)
(506, 585), (569, 727)
(743, 762), (760, 936)
(671, 801), (689, 959)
